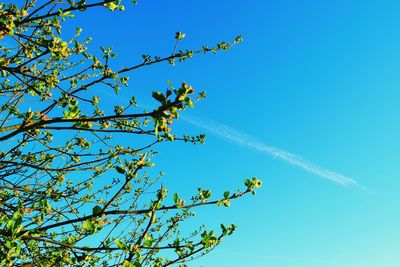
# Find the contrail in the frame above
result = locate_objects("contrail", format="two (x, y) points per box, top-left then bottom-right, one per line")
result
(183, 116), (369, 191)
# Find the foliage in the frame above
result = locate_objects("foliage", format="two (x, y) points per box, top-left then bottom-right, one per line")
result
(0, 1), (261, 266)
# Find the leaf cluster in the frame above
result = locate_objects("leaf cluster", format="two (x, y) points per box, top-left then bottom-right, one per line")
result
(0, 1), (261, 266)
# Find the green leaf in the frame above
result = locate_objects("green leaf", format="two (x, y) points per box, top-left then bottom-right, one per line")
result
(116, 166), (125, 174)
(223, 191), (230, 199)
(130, 96), (137, 105)
(199, 188), (211, 200)
(92, 205), (102, 215)
(115, 238), (126, 249)
(167, 80), (173, 88)
(175, 32), (186, 40)
(82, 220), (94, 231)
(223, 199), (230, 207)
(106, 2), (119, 11)
(173, 193), (179, 203)
(122, 261), (141, 267)
(143, 234), (153, 247)
(5, 219), (14, 232)
(152, 91), (165, 103)
(64, 105), (80, 119)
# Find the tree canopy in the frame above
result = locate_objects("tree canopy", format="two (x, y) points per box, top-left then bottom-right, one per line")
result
(0, 1), (262, 266)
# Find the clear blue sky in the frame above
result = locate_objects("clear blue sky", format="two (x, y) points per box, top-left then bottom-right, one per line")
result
(23, 0), (400, 266)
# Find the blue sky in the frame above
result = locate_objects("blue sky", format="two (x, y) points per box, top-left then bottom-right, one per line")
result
(78, 1), (400, 266)
(14, 0), (400, 266)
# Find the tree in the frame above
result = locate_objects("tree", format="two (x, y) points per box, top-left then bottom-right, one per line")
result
(0, 1), (262, 266)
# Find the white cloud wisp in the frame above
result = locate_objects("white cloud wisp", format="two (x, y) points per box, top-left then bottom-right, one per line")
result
(183, 116), (368, 191)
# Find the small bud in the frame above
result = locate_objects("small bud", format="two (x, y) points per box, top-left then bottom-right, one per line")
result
(175, 32), (186, 40)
